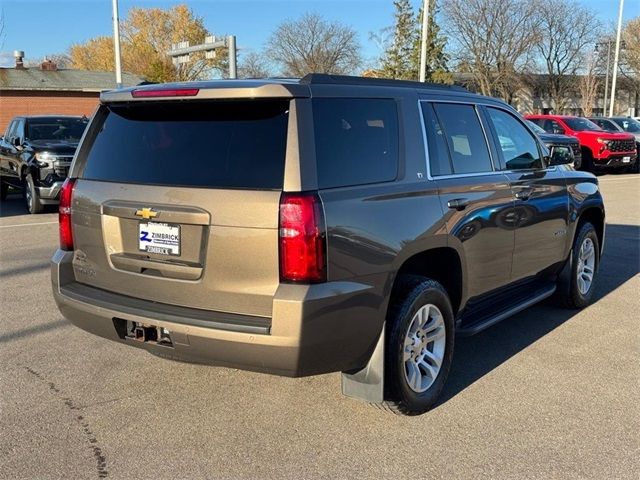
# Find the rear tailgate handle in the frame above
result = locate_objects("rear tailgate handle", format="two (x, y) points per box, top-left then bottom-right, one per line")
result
(110, 253), (203, 281)
(447, 198), (469, 211)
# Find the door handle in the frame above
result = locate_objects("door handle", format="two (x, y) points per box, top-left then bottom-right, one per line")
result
(514, 187), (533, 201)
(447, 198), (469, 211)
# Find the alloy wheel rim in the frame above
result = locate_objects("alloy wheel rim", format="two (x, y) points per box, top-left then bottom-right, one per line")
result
(25, 184), (32, 210)
(576, 237), (595, 295)
(403, 303), (446, 393)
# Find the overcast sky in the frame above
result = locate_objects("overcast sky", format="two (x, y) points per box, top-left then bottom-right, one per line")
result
(0, 0), (637, 70)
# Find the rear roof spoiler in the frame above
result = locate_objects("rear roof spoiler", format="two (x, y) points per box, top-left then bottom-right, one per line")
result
(100, 79), (310, 103)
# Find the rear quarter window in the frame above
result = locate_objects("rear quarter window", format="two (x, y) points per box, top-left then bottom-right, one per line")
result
(80, 100), (290, 190)
(312, 98), (399, 189)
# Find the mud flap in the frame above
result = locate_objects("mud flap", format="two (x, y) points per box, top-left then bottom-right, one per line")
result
(341, 324), (385, 403)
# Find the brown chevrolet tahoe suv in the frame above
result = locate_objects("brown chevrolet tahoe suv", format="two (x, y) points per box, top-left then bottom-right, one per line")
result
(51, 75), (605, 415)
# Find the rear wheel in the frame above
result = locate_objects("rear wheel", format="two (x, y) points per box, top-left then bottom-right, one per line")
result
(381, 276), (455, 415)
(24, 173), (44, 214)
(557, 222), (599, 309)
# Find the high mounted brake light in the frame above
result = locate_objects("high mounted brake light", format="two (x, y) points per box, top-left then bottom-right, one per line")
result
(131, 88), (199, 98)
(279, 192), (327, 283)
(59, 178), (76, 251)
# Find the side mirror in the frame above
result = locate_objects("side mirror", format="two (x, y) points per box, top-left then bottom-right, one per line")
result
(12, 136), (23, 148)
(549, 146), (573, 166)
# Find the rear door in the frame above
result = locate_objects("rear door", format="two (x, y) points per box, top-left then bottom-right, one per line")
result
(70, 99), (291, 317)
(421, 101), (515, 299)
(483, 106), (569, 281)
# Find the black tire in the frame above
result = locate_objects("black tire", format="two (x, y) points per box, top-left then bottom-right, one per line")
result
(0, 180), (7, 201)
(380, 275), (455, 415)
(23, 173), (44, 214)
(557, 222), (600, 309)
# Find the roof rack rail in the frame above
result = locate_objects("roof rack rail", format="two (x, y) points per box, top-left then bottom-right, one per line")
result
(299, 73), (467, 91)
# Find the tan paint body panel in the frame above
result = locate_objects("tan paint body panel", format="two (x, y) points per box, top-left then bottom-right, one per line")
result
(71, 180), (280, 317)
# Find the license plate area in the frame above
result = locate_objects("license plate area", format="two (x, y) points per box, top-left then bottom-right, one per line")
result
(139, 222), (180, 256)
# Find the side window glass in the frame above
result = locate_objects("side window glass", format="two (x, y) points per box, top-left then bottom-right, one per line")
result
(432, 103), (493, 174)
(487, 108), (543, 170)
(5, 121), (16, 140)
(14, 120), (25, 140)
(421, 103), (452, 176)
(541, 119), (555, 133)
(313, 98), (399, 189)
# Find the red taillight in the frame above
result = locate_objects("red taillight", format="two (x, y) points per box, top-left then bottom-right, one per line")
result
(59, 178), (76, 251)
(279, 192), (327, 283)
(131, 88), (199, 98)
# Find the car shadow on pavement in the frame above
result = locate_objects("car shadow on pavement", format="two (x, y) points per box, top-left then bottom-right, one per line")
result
(439, 223), (639, 406)
(0, 194), (28, 217)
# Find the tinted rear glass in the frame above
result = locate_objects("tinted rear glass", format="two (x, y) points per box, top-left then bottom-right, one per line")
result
(81, 100), (289, 189)
(313, 98), (399, 189)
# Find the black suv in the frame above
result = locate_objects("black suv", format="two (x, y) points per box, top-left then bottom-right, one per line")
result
(51, 75), (605, 415)
(0, 115), (89, 213)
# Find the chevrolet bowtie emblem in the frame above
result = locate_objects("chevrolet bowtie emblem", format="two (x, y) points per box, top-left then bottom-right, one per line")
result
(135, 207), (158, 220)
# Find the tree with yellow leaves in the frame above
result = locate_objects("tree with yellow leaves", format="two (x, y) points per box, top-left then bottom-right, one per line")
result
(69, 4), (224, 82)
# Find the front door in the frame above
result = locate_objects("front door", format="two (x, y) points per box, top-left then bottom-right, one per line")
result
(483, 106), (569, 281)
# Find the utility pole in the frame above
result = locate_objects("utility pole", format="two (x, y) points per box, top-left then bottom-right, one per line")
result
(111, 0), (123, 88)
(602, 41), (611, 116)
(167, 35), (238, 79)
(609, 0), (625, 117)
(419, 0), (431, 82)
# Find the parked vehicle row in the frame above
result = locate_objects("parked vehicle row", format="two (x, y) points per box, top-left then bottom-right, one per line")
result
(588, 116), (640, 173)
(526, 114), (638, 173)
(0, 115), (89, 213)
(51, 75), (605, 415)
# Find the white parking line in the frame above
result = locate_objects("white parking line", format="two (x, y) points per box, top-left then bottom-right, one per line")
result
(0, 221), (57, 229)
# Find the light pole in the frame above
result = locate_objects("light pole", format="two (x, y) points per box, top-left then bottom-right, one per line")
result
(419, 0), (431, 82)
(609, 0), (625, 117)
(111, 0), (123, 88)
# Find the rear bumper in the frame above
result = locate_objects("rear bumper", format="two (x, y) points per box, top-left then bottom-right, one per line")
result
(51, 250), (383, 377)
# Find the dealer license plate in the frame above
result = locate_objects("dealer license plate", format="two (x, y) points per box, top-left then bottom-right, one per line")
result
(139, 222), (180, 256)
(622, 156), (631, 163)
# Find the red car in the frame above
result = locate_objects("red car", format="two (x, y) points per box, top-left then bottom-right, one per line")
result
(526, 115), (637, 172)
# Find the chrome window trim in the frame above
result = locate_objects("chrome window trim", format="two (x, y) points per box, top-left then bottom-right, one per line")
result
(418, 99), (556, 180)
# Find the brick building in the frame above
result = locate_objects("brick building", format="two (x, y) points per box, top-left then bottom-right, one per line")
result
(0, 55), (142, 134)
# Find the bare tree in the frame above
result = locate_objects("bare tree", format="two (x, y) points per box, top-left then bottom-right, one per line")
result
(579, 53), (600, 117)
(266, 13), (361, 76)
(238, 51), (272, 78)
(25, 53), (72, 69)
(534, 0), (600, 113)
(442, 0), (539, 103)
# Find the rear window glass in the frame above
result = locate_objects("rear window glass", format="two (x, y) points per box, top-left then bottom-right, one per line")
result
(313, 98), (399, 189)
(81, 100), (289, 189)
(431, 103), (493, 175)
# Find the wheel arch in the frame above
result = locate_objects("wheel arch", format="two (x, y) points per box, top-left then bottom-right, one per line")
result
(577, 206), (605, 254)
(390, 247), (464, 316)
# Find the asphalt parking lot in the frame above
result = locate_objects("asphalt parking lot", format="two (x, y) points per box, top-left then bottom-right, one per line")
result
(1, 174), (638, 480)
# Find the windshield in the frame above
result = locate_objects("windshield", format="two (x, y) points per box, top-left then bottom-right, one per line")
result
(563, 117), (603, 132)
(526, 119), (547, 135)
(612, 118), (640, 133)
(26, 117), (88, 142)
